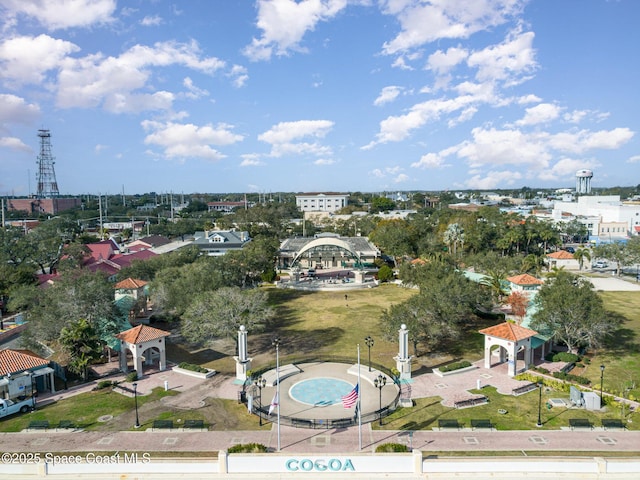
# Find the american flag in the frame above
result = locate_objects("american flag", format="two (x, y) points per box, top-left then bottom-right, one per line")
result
(341, 384), (359, 408)
(268, 392), (279, 415)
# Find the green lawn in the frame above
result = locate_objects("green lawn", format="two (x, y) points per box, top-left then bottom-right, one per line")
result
(582, 291), (640, 400)
(0, 387), (177, 432)
(4, 284), (639, 435)
(381, 386), (639, 431)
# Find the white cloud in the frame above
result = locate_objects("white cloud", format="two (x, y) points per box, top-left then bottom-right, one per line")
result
(467, 28), (537, 86)
(547, 128), (634, 154)
(0, 93), (40, 123)
(141, 120), (244, 161)
(373, 86), (403, 106)
(244, 0), (348, 61)
(515, 103), (561, 126)
(103, 91), (175, 113)
(94, 144), (108, 154)
(0, 136), (31, 152)
(1, 0), (116, 30)
(381, 0), (525, 55)
(363, 94), (479, 148)
(183, 77), (209, 99)
(628, 155), (640, 164)
(314, 158), (335, 165)
(240, 154), (265, 167)
(411, 152), (450, 169)
(537, 157), (600, 182)
(394, 173), (410, 183)
(140, 15), (163, 27)
(456, 127), (551, 168)
(465, 170), (522, 189)
(563, 109), (588, 124)
(0, 34), (80, 86)
(427, 46), (468, 75)
(258, 119), (334, 157)
(56, 40), (225, 110)
(517, 94), (542, 104)
(229, 64), (249, 88)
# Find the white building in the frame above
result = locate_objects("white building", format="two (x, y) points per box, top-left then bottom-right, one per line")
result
(552, 195), (640, 238)
(295, 193), (349, 213)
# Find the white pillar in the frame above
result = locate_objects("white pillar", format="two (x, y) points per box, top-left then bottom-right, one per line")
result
(159, 339), (167, 371)
(234, 325), (252, 381)
(238, 326), (248, 362)
(395, 324), (412, 380)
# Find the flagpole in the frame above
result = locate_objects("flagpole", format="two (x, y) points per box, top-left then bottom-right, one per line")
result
(273, 337), (281, 452)
(357, 343), (362, 451)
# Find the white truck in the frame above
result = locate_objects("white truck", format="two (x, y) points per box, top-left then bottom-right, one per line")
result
(0, 398), (33, 418)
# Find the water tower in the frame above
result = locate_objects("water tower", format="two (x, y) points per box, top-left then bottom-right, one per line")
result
(575, 169), (593, 195)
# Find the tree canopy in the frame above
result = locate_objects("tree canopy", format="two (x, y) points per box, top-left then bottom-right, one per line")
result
(530, 271), (619, 352)
(181, 287), (274, 346)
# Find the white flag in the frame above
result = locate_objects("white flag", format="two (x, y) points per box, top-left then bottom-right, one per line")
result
(268, 392), (279, 415)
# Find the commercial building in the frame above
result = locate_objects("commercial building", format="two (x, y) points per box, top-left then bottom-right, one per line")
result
(295, 193), (349, 213)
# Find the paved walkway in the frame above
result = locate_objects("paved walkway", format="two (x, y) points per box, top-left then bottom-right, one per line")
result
(16, 360), (636, 456)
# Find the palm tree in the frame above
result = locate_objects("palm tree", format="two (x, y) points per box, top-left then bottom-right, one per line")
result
(482, 269), (508, 304)
(443, 223), (464, 257)
(573, 247), (591, 271)
(521, 253), (545, 276)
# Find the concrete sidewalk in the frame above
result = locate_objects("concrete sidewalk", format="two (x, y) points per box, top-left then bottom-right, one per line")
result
(1, 424), (639, 455)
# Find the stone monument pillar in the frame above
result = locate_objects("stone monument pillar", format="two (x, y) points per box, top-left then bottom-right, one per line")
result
(394, 323), (412, 380)
(234, 325), (252, 381)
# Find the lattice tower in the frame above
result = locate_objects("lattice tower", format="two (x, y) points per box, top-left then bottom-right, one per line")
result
(36, 129), (59, 198)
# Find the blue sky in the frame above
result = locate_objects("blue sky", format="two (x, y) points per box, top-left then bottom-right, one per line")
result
(1, 0), (638, 196)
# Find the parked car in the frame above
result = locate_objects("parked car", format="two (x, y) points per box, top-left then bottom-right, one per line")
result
(593, 260), (608, 269)
(564, 246), (575, 254)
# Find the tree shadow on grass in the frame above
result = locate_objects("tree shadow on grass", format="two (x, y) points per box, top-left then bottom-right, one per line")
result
(165, 342), (227, 364)
(603, 311), (638, 354)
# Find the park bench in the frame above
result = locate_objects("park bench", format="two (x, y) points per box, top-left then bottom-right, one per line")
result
(183, 420), (204, 429)
(28, 420), (49, 430)
(569, 418), (592, 430)
(512, 383), (538, 396)
(471, 419), (493, 430)
(438, 419), (461, 430)
(602, 419), (626, 431)
(57, 420), (75, 429)
(152, 420), (173, 430)
(454, 396), (488, 409)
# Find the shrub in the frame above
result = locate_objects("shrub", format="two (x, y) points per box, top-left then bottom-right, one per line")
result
(125, 371), (138, 383)
(440, 360), (472, 373)
(178, 362), (208, 374)
(552, 371), (591, 385)
(93, 380), (115, 390)
(375, 443), (409, 453)
(531, 366), (550, 374)
(228, 443), (268, 453)
(545, 352), (580, 363)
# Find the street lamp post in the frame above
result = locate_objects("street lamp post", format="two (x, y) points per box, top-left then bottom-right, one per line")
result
(254, 377), (266, 426)
(600, 364), (605, 409)
(536, 382), (543, 427)
(365, 336), (374, 372)
(132, 382), (140, 429)
(374, 374), (386, 426)
(272, 337), (281, 451)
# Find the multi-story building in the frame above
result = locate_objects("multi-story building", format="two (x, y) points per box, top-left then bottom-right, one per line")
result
(295, 193), (349, 213)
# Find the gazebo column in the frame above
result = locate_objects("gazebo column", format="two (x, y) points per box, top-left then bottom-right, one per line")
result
(159, 341), (167, 371)
(507, 350), (516, 377)
(134, 352), (143, 378)
(49, 370), (55, 393)
(524, 345), (533, 370)
(483, 337), (492, 369)
(119, 341), (128, 373)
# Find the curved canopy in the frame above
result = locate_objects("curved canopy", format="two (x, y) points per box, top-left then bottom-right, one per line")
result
(291, 237), (361, 267)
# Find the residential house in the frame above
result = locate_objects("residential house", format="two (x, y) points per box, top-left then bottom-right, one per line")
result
(0, 349), (56, 400)
(192, 230), (251, 256)
(546, 250), (580, 270)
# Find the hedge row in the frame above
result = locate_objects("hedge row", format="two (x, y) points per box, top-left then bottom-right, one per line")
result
(440, 360), (472, 373)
